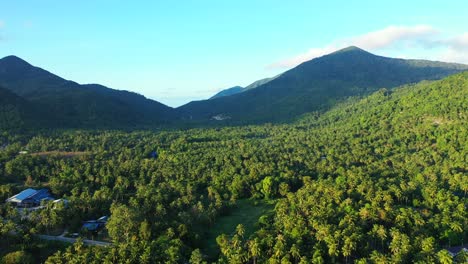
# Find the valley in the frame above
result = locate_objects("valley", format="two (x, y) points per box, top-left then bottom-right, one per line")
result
(0, 70), (466, 263)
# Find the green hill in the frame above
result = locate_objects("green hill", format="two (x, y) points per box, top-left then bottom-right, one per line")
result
(179, 46), (468, 123)
(210, 75), (279, 99)
(0, 56), (178, 129)
(1, 49), (467, 130)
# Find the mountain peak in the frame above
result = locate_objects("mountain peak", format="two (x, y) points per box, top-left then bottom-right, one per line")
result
(332, 46), (369, 54)
(0, 55), (33, 68)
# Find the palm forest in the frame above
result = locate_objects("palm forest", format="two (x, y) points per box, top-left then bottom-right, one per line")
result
(0, 72), (467, 263)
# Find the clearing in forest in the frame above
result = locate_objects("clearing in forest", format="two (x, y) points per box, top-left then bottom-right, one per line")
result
(201, 199), (274, 258)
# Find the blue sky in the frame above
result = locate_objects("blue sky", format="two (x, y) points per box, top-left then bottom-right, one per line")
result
(1, 1), (467, 107)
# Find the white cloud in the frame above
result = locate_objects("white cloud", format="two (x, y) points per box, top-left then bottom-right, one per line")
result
(348, 25), (437, 50)
(438, 49), (468, 64)
(436, 32), (468, 52)
(268, 25), (468, 69)
(268, 46), (339, 69)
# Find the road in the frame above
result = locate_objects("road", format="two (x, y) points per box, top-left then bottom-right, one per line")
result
(38, 234), (112, 247)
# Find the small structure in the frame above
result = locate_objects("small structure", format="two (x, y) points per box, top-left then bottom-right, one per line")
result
(82, 216), (109, 232)
(97, 216), (109, 222)
(212, 114), (231, 121)
(150, 151), (158, 159)
(446, 246), (467, 257)
(52, 198), (69, 209)
(6, 188), (54, 208)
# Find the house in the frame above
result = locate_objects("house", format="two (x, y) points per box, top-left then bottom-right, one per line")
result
(446, 246), (467, 257)
(82, 216), (109, 232)
(82, 222), (104, 232)
(5, 188), (54, 208)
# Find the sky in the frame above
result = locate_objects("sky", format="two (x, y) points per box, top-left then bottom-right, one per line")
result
(0, 1), (467, 107)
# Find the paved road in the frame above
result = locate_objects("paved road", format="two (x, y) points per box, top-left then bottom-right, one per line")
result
(38, 234), (111, 247)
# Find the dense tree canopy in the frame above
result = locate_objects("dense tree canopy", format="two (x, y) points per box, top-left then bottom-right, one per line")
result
(0, 72), (467, 263)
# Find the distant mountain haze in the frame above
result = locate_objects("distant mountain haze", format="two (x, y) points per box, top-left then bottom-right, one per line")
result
(179, 46), (468, 123)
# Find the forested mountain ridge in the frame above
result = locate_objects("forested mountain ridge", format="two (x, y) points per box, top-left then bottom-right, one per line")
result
(1, 48), (467, 129)
(179, 46), (468, 123)
(210, 75), (279, 99)
(0, 56), (179, 129)
(0, 72), (466, 263)
(210, 86), (244, 99)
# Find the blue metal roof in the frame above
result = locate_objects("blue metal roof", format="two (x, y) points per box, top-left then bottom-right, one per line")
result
(6, 188), (54, 204)
(82, 222), (101, 231)
(31, 189), (53, 201)
(6, 188), (38, 203)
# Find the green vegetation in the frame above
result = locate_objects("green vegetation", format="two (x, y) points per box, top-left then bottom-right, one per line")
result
(201, 199), (273, 258)
(210, 75), (279, 99)
(2, 47), (468, 130)
(0, 232), (68, 264)
(0, 71), (466, 263)
(210, 86), (245, 99)
(0, 56), (177, 129)
(180, 46), (468, 123)
(0, 86), (32, 130)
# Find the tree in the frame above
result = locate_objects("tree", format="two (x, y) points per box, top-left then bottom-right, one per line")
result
(2, 250), (34, 264)
(106, 203), (141, 243)
(437, 250), (453, 264)
(248, 238), (261, 264)
(262, 176), (277, 199)
(189, 249), (206, 264)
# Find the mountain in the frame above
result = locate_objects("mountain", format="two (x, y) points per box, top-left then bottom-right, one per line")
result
(0, 56), (178, 128)
(179, 46), (468, 123)
(210, 75), (280, 99)
(210, 86), (244, 99)
(244, 75), (279, 90)
(0, 86), (34, 130)
(243, 71), (468, 262)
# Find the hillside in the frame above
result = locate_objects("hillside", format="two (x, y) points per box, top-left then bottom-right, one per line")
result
(0, 56), (178, 129)
(179, 46), (468, 123)
(1, 72), (466, 263)
(210, 75), (279, 99)
(0, 86), (32, 130)
(210, 86), (244, 99)
(2, 48), (466, 129)
(244, 75), (279, 90)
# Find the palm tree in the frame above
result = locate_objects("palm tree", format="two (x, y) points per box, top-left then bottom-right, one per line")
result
(289, 244), (301, 264)
(437, 249), (453, 264)
(248, 238), (260, 264)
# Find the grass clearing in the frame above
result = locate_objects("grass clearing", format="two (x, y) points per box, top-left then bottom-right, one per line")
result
(200, 199), (274, 258)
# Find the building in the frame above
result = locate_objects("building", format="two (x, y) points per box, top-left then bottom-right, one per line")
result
(446, 246), (467, 257)
(5, 188), (54, 208)
(82, 216), (109, 232)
